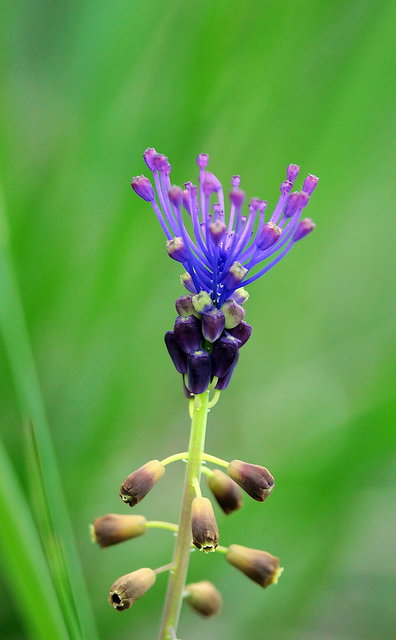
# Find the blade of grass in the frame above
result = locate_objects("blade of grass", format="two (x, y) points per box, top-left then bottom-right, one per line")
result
(0, 434), (69, 640)
(0, 184), (99, 640)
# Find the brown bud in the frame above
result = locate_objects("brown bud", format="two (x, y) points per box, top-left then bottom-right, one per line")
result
(227, 459), (274, 502)
(207, 469), (243, 515)
(108, 567), (156, 611)
(185, 580), (223, 617)
(91, 514), (147, 548)
(120, 460), (165, 507)
(226, 545), (282, 588)
(191, 497), (219, 553)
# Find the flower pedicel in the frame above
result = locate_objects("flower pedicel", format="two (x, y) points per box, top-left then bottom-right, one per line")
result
(92, 149), (318, 639)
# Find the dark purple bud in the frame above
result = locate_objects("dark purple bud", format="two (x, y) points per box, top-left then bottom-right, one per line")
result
(201, 308), (225, 343)
(207, 469), (243, 515)
(108, 568), (156, 610)
(175, 295), (199, 318)
(192, 291), (213, 314)
(182, 375), (194, 399)
(191, 497), (219, 552)
(226, 545), (282, 588)
(166, 237), (189, 262)
(180, 272), (197, 294)
(143, 147), (157, 171)
(211, 335), (239, 378)
(197, 153), (209, 168)
(215, 349), (239, 390)
(131, 175), (155, 202)
(154, 153), (171, 174)
(226, 320), (252, 347)
(120, 460), (165, 507)
(174, 315), (202, 354)
(294, 217), (315, 241)
(220, 299), (245, 329)
(284, 191), (300, 218)
(231, 287), (249, 305)
(227, 460), (274, 502)
(222, 262), (248, 290)
(287, 164), (300, 183)
(187, 350), (211, 394)
(91, 514), (147, 548)
(209, 220), (227, 245)
(231, 175), (240, 187)
(230, 188), (245, 208)
(256, 222), (282, 251)
(298, 190), (310, 208)
(168, 185), (183, 207)
(303, 174), (319, 195)
(280, 180), (293, 196)
(164, 331), (187, 374)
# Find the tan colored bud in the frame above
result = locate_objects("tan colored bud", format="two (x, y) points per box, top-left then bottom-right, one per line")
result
(108, 567), (156, 611)
(120, 460), (165, 507)
(226, 544), (282, 588)
(91, 514), (147, 548)
(207, 469), (243, 515)
(191, 497), (219, 553)
(185, 580), (223, 617)
(227, 459), (274, 502)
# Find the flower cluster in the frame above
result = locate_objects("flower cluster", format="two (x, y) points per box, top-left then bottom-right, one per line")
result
(132, 149), (317, 395)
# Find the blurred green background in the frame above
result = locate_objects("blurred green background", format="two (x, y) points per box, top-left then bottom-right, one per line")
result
(1, 0), (395, 638)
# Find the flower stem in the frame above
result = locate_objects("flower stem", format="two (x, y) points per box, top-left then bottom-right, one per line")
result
(158, 391), (210, 640)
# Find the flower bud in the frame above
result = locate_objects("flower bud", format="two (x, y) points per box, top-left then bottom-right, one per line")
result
(120, 460), (165, 507)
(91, 514), (147, 548)
(211, 335), (239, 378)
(226, 545), (282, 588)
(287, 163), (300, 183)
(303, 174), (319, 195)
(294, 217), (315, 241)
(187, 350), (212, 395)
(185, 581), (223, 617)
(203, 172), (221, 195)
(164, 331), (187, 374)
(207, 469), (243, 515)
(143, 147), (157, 171)
(215, 349), (239, 390)
(182, 189), (191, 213)
(284, 191), (300, 218)
(108, 568), (156, 611)
(201, 308), (225, 343)
(191, 497), (219, 553)
(197, 153), (209, 168)
(226, 320), (252, 347)
(220, 299), (245, 329)
(174, 315), (202, 354)
(175, 295), (200, 318)
(232, 287), (249, 305)
(280, 180), (293, 196)
(256, 222), (281, 251)
(209, 220), (227, 245)
(192, 291), (213, 314)
(168, 185), (184, 207)
(131, 175), (155, 202)
(180, 272), (197, 294)
(227, 460), (274, 502)
(166, 237), (189, 263)
(230, 188), (245, 208)
(222, 262), (247, 290)
(154, 153), (171, 174)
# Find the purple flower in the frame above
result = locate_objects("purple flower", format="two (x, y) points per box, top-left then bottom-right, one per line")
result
(132, 150), (317, 306)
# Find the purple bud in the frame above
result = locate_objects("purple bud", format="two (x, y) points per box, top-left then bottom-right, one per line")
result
(303, 174), (319, 195)
(187, 350), (212, 394)
(256, 222), (282, 251)
(249, 197), (261, 212)
(154, 153), (171, 174)
(298, 191), (310, 209)
(197, 153), (209, 169)
(232, 287), (249, 305)
(182, 190), (191, 213)
(211, 335), (239, 378)
(280, 180), (293, 196)
(259, 200), (268, 212)
(287, 164), (300, 183)
(168, 186), (183, 206)
(215, 350), (239, 390)
(202, 172), (221, 195)
(209, 220), (227, 245)
(192, 291), (213, 314)
(174, 315), (202, 354)
(226, 321), (252, 347)
(230, 188), (245, 208)
(220, 299), (245, 329)
(293, 218), (315, 242)
(232, 175), (240, 187)
(164, 331), (187, 374)
(143, 147), (157, 171)
(175, 295), (199, 318)
(131, 175), (155, 202)
(201, 308), (225, 343)
(284, 191), (300, 218)
(166, 237), (189, 262)
(222, 262), (248, 290)
(180, 272), (197, 294)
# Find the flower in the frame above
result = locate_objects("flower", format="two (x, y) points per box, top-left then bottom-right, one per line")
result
(132, 150), (318, 306)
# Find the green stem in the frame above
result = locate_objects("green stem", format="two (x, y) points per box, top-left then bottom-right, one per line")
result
(161, 452), (189, 467)
(158, 391), (210, 640)
(201, 452), (229, 468)
(146, 521), (178, 533)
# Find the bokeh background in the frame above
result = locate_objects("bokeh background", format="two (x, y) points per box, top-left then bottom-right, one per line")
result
(1, 1), (395, 639)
